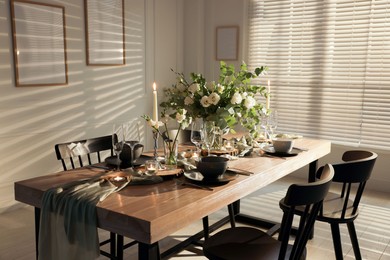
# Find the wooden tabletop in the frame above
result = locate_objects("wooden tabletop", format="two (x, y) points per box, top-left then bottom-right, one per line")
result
(14, 138), (331, 245)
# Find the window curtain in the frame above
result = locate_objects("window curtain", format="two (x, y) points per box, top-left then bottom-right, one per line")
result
(248, 0), (390, 150)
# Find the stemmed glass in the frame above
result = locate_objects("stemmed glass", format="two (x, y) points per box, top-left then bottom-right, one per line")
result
(268, 110), (278, 137)
(261, 110), (278, 141)
(202, 121), (215, 156)
(123, 120), (141, 168)
(191, 122), (203, 153)
(112, 124), (125, 171)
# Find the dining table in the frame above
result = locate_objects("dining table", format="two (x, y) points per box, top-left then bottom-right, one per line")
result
(14, 138), (331, 260)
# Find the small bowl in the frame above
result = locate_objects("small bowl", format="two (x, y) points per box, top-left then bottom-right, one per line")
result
(120, 141), (144, 164)
(272, 138), (294, 153)
(196, 156), (229, 179)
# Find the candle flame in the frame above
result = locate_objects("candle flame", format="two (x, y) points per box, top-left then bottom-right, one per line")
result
(153, 82), (157, 91)
(268, 80), (270, 87)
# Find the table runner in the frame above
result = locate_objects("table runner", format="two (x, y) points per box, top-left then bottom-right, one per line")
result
(38, 173), (163, 260)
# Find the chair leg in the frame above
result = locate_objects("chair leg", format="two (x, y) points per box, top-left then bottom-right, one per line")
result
(117, 234), (124, 260)
(202, 216), (209, 240)
(330, 223), (344, 260)
(347, 222), (362, 260)
(227, 204), (236, 228)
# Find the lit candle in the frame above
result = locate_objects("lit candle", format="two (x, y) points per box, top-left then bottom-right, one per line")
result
(266, 80), (271, 110)
(152, 82), (158, 122)
(113, 176), (125, 182)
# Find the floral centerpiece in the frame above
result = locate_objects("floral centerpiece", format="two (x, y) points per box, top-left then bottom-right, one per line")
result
(160, 61), (268, 136)
(143, 61), (268, 165)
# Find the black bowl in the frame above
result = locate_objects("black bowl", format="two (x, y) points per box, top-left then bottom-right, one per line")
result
(196, 156), (229, 179)
(120, 141), (144, 165)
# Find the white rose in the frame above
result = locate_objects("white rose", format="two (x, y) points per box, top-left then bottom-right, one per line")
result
(161, 114), (170, 124)
(188, 83), (200, 93)
(149, 120), (163, 128)
(217, 84), (225, 93)
(208, 92), (221, 105)
(177, 83), (186, 92)
(206, 81), (215, 91)
(231, 92), (243, 104)
(176, 112), (186, 123)
(200, 95), (211, 107)
(241, 92), (248, 98)
(184, 96), (194, 105)
(244, 96), (256, 109)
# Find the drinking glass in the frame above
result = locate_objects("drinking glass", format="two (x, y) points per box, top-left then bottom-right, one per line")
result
(202, 121), (215, 156)
(123, 120), (141, 168)
(112, 124), (125, 171)
(190, 122), (202, 152)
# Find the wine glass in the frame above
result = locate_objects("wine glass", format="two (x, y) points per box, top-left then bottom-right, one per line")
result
(123, 120), (141, 168)
(112, 124), (125, 171)
(202, 121), (215, 156)
(261, 110), (278, 141)
(191, 122), (202, 153)
(268, 110), (278, 137)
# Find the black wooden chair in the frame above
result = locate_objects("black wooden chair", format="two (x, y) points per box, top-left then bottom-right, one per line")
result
(280, 150), (377, 260)
(55, 135), (128, 259)
(203, 164), (334, 260)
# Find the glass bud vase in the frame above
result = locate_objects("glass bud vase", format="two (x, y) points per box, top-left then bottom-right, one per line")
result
(164, 139), (178, 170)
(212, 126), (223, 150)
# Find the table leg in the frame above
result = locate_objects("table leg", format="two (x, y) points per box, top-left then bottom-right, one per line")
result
(309, 159), (318, 182)
(139, 242), (160, 260)
(34, 207), (40, 260)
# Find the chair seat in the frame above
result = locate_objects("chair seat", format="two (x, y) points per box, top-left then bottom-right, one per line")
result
(203, 227), (305, 260)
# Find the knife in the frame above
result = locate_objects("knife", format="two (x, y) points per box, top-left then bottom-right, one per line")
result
(227, 167), (254, 176)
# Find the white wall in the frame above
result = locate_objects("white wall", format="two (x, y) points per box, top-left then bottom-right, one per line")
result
(0, 0), (185, 213)
(182, 0), (390, 192)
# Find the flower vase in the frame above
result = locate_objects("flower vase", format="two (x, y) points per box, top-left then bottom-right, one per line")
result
(164, 139), (178, 170)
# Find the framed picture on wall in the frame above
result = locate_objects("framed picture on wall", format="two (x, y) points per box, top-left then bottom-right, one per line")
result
(10, 0), (68, 87)
(216, 26), (239, 61)
(85, 0), (125, 66)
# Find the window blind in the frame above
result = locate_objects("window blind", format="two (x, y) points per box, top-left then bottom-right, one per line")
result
(248, 0), (390, 150)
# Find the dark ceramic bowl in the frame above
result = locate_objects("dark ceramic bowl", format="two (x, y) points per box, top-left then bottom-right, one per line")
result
(120, 141), (144, 164)
(196, 156), (229, 179)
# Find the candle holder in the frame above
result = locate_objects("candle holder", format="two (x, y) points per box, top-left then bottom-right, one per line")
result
(152, 130), (165, 170)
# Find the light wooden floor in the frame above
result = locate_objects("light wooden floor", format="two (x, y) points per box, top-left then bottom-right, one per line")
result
(1, 176), (389, 260)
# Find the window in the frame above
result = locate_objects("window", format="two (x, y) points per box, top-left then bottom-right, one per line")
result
(248, 0), (390, 150)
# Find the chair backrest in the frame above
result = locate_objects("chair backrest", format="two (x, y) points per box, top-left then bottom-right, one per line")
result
(162, 129), (193, 145)
(320, 150), (377, 219)
(279, 164), (334, 260)
(55, 135), (114, 171)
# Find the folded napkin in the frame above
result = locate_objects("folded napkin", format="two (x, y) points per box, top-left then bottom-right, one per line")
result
(38, 173), (130, 260)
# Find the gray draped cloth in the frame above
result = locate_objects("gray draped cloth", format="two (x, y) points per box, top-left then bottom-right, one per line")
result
(38, 173), (163, 260)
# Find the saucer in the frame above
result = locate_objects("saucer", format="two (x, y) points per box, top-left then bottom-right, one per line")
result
(262, 145), (300, 157)
(184, 170), (238, 184)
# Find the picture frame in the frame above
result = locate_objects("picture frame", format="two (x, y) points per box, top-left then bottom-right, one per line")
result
(216, 26), (239, 61)
(85, 0), (125, 66)
(10, 0), (68, 87)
